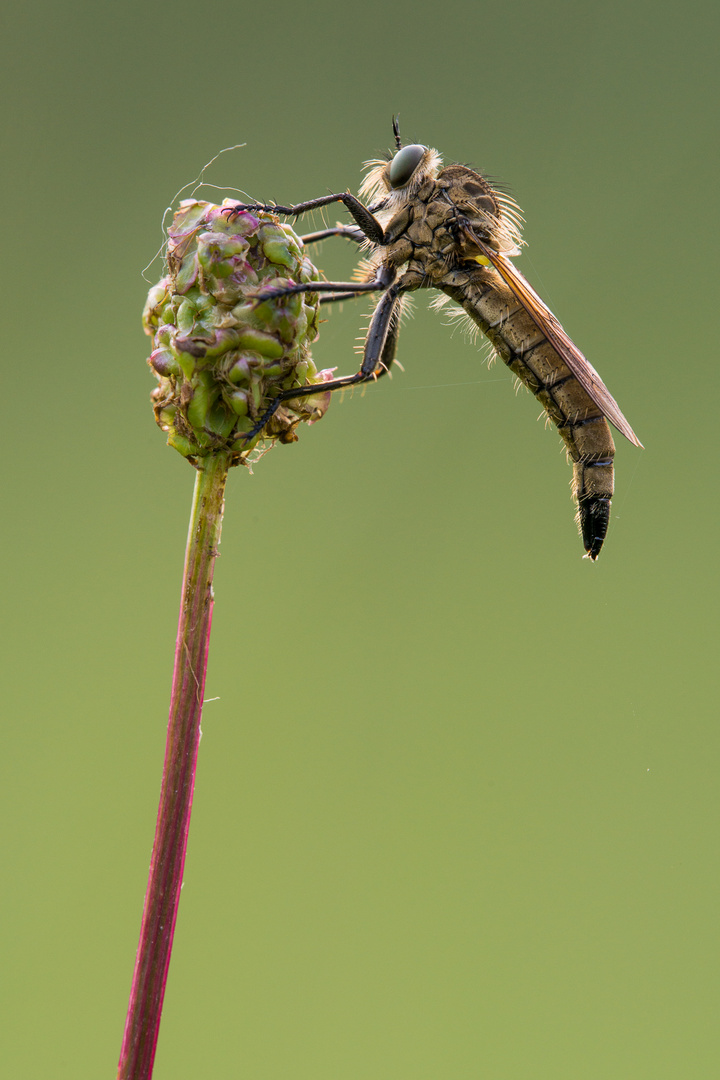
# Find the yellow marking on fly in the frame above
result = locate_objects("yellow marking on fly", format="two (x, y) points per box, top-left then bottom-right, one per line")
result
(473, 255), (491, 266)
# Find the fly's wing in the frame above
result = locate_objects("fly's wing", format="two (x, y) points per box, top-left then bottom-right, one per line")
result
(464, 226), (642, 448)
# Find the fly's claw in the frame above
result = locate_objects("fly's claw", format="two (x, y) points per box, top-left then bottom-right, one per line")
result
(222, 203), (246, 220)
(222, 202), (275, 221)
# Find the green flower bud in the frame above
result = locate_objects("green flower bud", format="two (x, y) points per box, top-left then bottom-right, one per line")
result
(143, 199), (329, 463)
(225, 389), (250, 415)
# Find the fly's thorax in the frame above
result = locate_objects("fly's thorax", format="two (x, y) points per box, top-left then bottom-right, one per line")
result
(380, 174), (521, 283)
(378, 183), (468, 278)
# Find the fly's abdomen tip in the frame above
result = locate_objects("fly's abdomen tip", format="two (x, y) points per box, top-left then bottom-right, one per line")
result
(577, 495), (611, 560)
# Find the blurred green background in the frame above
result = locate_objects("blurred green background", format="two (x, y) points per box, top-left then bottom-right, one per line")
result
(2, 0), (717, 1076)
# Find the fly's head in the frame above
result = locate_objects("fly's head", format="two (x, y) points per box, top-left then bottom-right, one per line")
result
(359, 142), (443, 216)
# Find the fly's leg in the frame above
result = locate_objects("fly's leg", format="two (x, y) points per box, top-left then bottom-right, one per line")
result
(361, 283), (403, 378)
(240, 275), (403, 443)
(298, 227), (372, 302)
(318, 291), (374, 305)
(225, 193), (385, 244)
(300, 225), (367, 246)
(255, 278), (386, 303)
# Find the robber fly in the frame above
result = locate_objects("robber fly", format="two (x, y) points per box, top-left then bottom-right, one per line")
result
(226, 120), (641, 558)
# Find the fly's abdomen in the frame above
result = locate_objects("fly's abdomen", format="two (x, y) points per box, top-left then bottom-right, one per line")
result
(441, 276), (615, 559)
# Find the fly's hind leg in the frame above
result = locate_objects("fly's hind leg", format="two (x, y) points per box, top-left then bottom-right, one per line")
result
(240, 277), (404, 444)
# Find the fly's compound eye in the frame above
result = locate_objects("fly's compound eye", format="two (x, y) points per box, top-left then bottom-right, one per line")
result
(388, 144), (427, 188)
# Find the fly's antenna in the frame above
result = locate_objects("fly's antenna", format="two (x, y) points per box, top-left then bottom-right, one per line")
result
(392, 115), (402, 149)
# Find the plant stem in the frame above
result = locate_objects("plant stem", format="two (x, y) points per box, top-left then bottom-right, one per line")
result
(118, 451), (230, 1080)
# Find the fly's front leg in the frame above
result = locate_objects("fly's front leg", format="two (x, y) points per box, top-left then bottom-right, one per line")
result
(225, 193), (385, 244)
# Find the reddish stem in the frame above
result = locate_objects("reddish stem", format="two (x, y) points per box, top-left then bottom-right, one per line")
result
(118, 451), (230, 1080)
